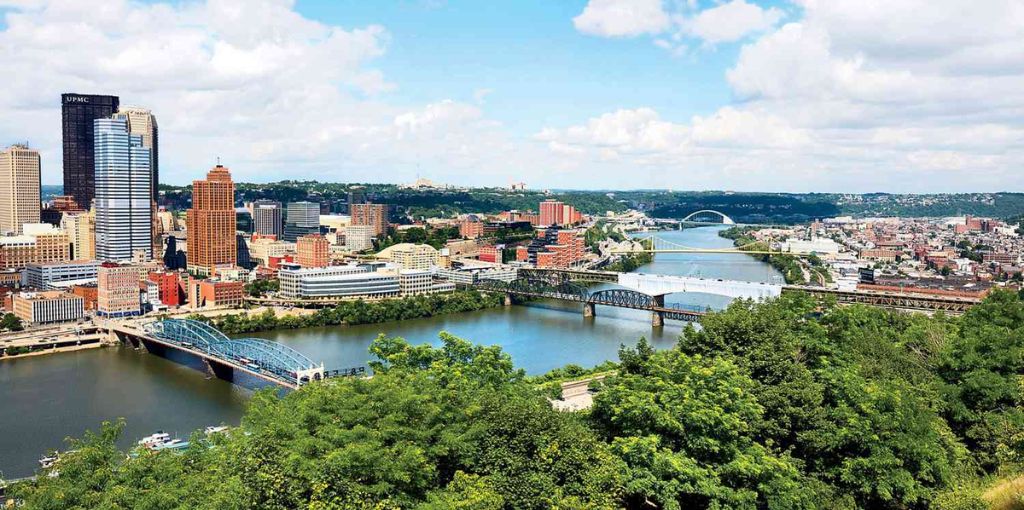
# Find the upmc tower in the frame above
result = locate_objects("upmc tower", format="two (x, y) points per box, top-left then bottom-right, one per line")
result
(62, 93), (119, 209)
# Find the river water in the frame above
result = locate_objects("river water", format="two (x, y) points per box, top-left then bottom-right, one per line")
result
(0, 226), (782, 478)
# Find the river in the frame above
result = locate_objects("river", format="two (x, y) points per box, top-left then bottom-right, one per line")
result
(0, 226), (782, 478)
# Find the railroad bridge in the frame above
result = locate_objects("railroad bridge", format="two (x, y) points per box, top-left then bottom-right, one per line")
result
(488, 268), (980, 320)
(109, 319), (327, 389)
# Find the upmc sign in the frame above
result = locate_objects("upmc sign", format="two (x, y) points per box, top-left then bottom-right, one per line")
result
(65, 96), (90, 103)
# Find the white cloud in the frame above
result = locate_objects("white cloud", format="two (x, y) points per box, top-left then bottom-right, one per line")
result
(572, 0), (671, 37)
(682, 0), (784, 44)
(0, 0), (557, 187)
(548, 0), (1024, 191)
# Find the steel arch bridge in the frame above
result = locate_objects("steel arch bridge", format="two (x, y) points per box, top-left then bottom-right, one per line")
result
(681, 209), (735, 224)
(143, 319), (325, 387)
(476, 278), (706, 322)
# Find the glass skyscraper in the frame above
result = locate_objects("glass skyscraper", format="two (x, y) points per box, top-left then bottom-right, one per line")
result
(94, 117), (153, 261)
(62, 93), (119, 209)
(283, 201), (321, 242)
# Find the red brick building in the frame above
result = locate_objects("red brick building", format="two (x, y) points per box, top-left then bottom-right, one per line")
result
(147, 271), (184, 307)
(296, 234), (329, 268)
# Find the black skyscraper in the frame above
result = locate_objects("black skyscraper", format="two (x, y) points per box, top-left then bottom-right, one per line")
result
(62, 93), (119, 209)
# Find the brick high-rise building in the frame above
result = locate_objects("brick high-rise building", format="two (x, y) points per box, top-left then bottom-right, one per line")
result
(296, 234), (330, 268)
(186, 165), (236, 275)
(62, 93), (119, 208)
(97, 263), (140, 318)
(0, 144), (41, 235)
(539, 200), (563, 227)
(350, 203), (388, 237)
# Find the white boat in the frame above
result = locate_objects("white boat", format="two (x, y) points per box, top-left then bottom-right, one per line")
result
(138, 431), (171, 447)
(38, 454), (58, 468)
(151, 438), (189, 451)
(204, 425), (228, 435)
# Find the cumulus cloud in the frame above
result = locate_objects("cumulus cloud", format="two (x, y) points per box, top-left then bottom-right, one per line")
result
(682, 0), (784, 44)
(572, 0), (671, 37)
(0, 0), (543, 186)
(549, 0), (1024, 191)
(573, 0), (784, 52)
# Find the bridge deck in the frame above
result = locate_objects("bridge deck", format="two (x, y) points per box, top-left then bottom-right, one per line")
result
(112, 325), (300, 389)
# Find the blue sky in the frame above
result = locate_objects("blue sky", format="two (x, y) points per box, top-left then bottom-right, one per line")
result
(0, 0), (1021, 192)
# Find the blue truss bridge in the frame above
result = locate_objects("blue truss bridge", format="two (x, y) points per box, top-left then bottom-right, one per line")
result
(109, 319), (327, 389)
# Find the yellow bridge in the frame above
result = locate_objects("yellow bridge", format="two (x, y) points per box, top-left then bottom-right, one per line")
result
(610, 235), (817, 256)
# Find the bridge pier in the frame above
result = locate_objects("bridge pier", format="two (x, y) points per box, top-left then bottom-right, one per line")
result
(651, 295), (665, 327)
(204, 359), (235, 382)
(504, 294), (512, 307)
(583, 302), (595, 318)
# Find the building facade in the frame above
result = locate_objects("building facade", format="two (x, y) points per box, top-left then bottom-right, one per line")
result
(190, 279), (243, 309)
(387, 243), (440, 270)
(296, 234), (330, 268)
(113, 107), (158, 200)
(61, 211), (96, 261)
(12, 291), (84, 324)
(278, 265), (399, 299)
(252, 200), (283, 239)
(0, 145), (41, 235)
(23, 260), (100, 290)
(0, 225), (70, 270)
(96, 264), (141, 318)
(344, 225), (375, 252)
(186, 165), (236, 275)
(62, 93), (120, 208)
(94, 117), (152, 261)
(350, 203), (388, 237)
(147, 271), (184, 307)
(283, 201), (320, 242)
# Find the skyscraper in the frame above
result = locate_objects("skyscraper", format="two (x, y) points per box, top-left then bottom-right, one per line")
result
(186, 165), (237, 275)
(283, 201), (320, 242)
(62, 93), (119, 208)
(112, 107), (158, 200)
(0, 144), (41, 235)
(252, 199), (283, 239)
(94, 117), (152, 261)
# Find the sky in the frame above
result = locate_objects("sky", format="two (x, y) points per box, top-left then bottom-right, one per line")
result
(0, 0), (1022, 193)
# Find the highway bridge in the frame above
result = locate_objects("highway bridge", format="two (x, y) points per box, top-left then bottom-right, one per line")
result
(108, 319), (328, 389)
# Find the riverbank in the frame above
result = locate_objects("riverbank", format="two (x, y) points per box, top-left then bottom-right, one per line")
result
(718, 226), (808, 284)
(189, 290), (505, 335)
(1, 341), (106, 360)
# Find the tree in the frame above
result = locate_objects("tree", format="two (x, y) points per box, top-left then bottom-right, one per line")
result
(1, 312), (23, 331)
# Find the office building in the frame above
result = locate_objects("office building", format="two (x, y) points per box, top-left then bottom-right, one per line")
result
(278, 264), (399, 299)
(247, 237), (294, 267)
(0, 224), (70, 270)
(96, 263), (141, 318)
(51, 195), (84, 213)
(236, 209), (253, 234)
(186, 165), (236, 275)
(252, 200), (283, 239)
(283, 201), (320, 242)
(61, 211), (95, 261)
(62, 93), (119, 208)
(296, 234), (330, 268)
(398, 269), (433, 296)
(539, 200), (562, 227)
(344, 225), (375, 252)
(12, 291), (84, 324)
(94, 117), (152, 261)
(350, 203), (388, 237)
(163, 235), (187, 270)
(147, 271), (184, 307)
(189, 279), (243, 309)
(23, 260), (100, 290)
(112, 107), (158, 200)
(0, 145), (41, 235)
(380, 243), (439, 270)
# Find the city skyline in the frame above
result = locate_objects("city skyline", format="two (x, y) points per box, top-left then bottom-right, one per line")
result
(0, 1), (1020, 193)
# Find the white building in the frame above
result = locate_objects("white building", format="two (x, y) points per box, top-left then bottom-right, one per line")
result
(344, 225), (375, 252)
(23, 260), (100, 289)
(399, 269), (433, 295)
(782, 237), (841, 257)
(12, 291), (85, 324)
(278, 264), (399, 299)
